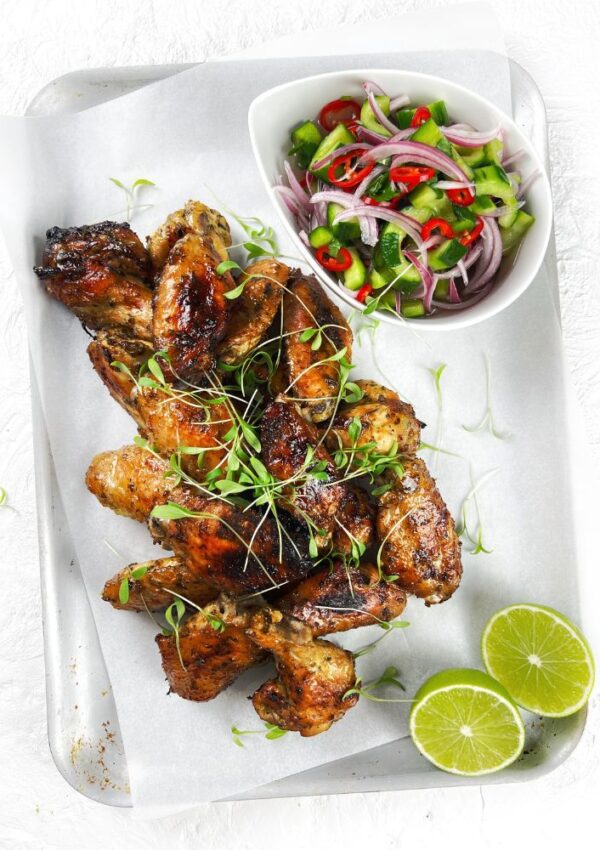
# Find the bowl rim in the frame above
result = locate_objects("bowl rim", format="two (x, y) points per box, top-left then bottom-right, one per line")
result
(248, 67), (553, 331)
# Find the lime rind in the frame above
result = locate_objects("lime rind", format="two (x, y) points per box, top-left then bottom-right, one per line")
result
(409, 669), (525, 776)
(481, 603), (595, 718)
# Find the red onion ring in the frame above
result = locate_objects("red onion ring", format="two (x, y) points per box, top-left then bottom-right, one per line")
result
(366, 89), (399, 137)
(517, 170), (540, 198)
(435, 243), (483, 279)
(464, 218), (502, 293)
(404, 250), (435, 312)
(363, 80), (387, 97)
(310, 142), (372, 172)
(441, 124), (502, 148)
(432, 276), (494, 310)
(448, 278), (461, 303)
(283, 161), (311, 210)
(353, 165), (385, 200)
(333, 205), (424, 248)
(434, 180), (475, 190)
(360, 141), (470, 180)
(481, 199), (526, 218)
(355, 125), (389, 145)
(502, 149), (524, 168)
(389, 94), (410, 111)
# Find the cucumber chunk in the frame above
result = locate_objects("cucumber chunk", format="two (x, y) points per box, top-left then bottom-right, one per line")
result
(429, 239), (468, 271)
(469, 195), (497, 215)
(458, 145), (487, 168)
(377, 208), (431, 265)
(451, 205), (477, 233)
(411, 118), (444, 147)
(309, 226), (333, 249)
(473, 164), (514, 201)
(483, 139), (504, 166)
(396, 100), (449, 128)
(309, 124), (355, 180)
(342, 248), (367, 290)
(500, 210), (534, 254)
(327, 203), (361, 243)
(360, 95), (392, 137)
(290, 121), (322, 169)
(401, 298), (426, 318)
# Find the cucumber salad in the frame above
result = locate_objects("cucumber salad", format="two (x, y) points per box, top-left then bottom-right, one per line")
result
(276, 81), (537, 318)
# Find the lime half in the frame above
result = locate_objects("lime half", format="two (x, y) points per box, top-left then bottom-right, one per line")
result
(482, 603), (595, 717)
(409, 668), (525, 775)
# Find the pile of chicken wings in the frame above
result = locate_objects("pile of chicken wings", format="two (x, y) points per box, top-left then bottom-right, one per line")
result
(34, 201), (462, 737)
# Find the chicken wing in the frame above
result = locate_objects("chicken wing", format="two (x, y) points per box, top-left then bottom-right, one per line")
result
(87, 331), (152, 426)
(248, 608), (358, 736)
(216, 258), (288, 366)
(86, 445), (312, 593)
(326, 379), (422, 457)
(260, 398), (373, 553)
(376, 459), (462, 604)
(282, 273), (352, 423)
(156, 595), (265, 701)
(147, 200), (232, 275)
(152, 233), (234, 382)
(276, 561), (407, 636)
(34, 221), (153, 339)
(102, 556), (216, 612)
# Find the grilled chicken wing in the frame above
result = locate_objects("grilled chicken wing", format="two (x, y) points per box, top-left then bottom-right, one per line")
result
(260, 398), (373, 553)
(153, 233), (233, 382)
(277, 561), (407, 636)
(376, 459), (462, 604)
(34, 222), (153, 339)
(86, 445), (312, 593)
(147, 200), (232, 275)
(102, 556), (216, 612)
(282, 273), (352, 423)
(88, 333), (232, 475)
(156, 595), (265, 701)
(216, 259), (288, 366)
(248, 608), (358, 736)
(327, 379), (422, 457)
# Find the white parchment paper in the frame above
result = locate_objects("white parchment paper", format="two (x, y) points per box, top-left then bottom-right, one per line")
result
(0, 11), (579, 808)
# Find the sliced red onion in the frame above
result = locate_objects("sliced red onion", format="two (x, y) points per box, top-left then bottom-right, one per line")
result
(310, 142), (372, 172)
(481, 199), (526, 218)
(395, 290), (402, 313)
(389, 94), (410, 111)
(353, 164), (385, 200)
(310, 189), (359, 206)
(517, 170), (540, 198)
(464, 218), (502, 293)
(366, 89), (398, 136)
(356, 125), (389, 145)
(274, 184), (305, 217)
(363, 80), (387, 97)
(404, 250), (435, 312)
(361, 141), (469, 180)
(502, 149), (524, 168)
(457, 258), (468, 285)
(388, 128), (416, 142)
(298, 230), (310, 247)
(360, 215), (378, 247)
(434, 180), (475, 190)
(448, 278), (461, 303)
(432, 276), (494, 310)
(441, 124), (502, 148)
(333, 205), (424, 248)
(283, 161), (311, 210)
(435, 242), (483, 279)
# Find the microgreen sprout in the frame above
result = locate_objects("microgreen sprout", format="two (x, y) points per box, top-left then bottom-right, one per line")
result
(118, 564), (149, 605)
(456, 466), (500, 555)
(344, 665), (410, 703)
(427, 363), (447, 411)
(463, 353), (511, 439)
(0, 487), (9, 508)
(231, 722), (288, 747)
(108, 176), (156, 221)
(375, 508), (415, 583)
(162, 588), (225, 633)
(164, 598), (186, 671)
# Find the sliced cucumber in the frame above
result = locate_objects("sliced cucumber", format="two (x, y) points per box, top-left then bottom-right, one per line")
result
(327, 203), (361, 243)
(457, 145), (487, 168)
(429, 239), (468, 271)
(342, 248), (367, 290)
(500, 210), (534, 254)
(483, 139), (504, 166)
(360, 95), (392, 137)
(396, 100), (449, 129)
(309, 123), (354, 180)
(433, 279), (450, 299)
(378, 208), (431, 265)
(401, 298), (426, 318)
(473, 164), (514, 201)
(290, 120), (322, 169)
(370, 268), (394, 290)
(411, 118), (444, 147)
(469, 194), (497, 215)
(308, 226), (333, 249)
(451, 205), (477, 233)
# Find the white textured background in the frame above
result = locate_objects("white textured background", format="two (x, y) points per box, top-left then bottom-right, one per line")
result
(0, 1), (598, 847)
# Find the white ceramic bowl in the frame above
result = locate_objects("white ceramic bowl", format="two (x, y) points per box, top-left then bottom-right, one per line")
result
(248, 69), (553, 330)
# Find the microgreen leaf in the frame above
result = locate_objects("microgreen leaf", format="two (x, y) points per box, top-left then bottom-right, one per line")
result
(218, 259), (242, 276)
(118, 577), (130, 605)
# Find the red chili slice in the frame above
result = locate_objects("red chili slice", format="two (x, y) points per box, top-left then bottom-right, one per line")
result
(389, 165), (436, 193)
(410, 106), (431, 128)
(328, 151), (374, 189)
(356, 283), (373, 303)
(421, 217), (455, 241)
(315, 245), (353, 272)
(319, 98), (361, 132)
(459, 216), (484, 246)
(345, 119), (361, 136)
(363, 195), (403, 209)
(447, 186), (476, 206)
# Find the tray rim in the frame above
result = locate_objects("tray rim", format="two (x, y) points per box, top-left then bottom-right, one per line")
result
(24, 55), (589, 809)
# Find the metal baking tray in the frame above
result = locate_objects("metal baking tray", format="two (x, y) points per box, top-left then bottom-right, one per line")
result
(26, 57), (587, 807)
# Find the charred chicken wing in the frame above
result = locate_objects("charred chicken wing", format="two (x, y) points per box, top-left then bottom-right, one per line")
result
(34, 222), (153, 339)
(102, 555), (216, 612)
(248, 608), (358, 736)
(147, 200), (232, 275)
(376, 458), (462, 604)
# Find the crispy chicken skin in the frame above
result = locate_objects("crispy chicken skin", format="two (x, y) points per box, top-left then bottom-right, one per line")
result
(102, 556), (216, 612)
(88, 333), (232, 475)
(216, 259), (289, 366)
(34, 222), (153, 339)
(327, 379), (422, 457)
(248, 608), (358, 736)
(86, 444), (179, 522)
(277, 562), (407, 636)
(282, 273), (352, 423)
(152, 233), (234, 382)
(260, 398), (373, 553)
(147, 200), (232, 275)
(376, 458), (462, 604)
(86, 445), (312, 593)
(156, 595), (265, 701)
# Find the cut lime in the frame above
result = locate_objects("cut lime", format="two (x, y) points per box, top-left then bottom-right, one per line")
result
(409, 668), (525, 775)
(482, 603), (595, 717)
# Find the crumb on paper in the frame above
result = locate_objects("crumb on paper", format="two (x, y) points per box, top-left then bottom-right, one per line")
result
(68, 720), (129, 793)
